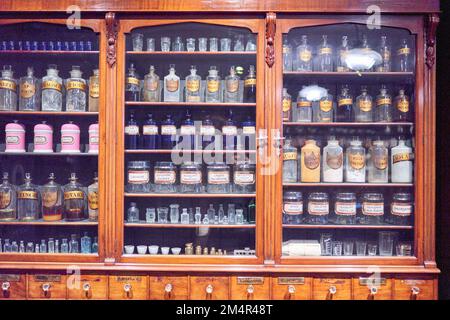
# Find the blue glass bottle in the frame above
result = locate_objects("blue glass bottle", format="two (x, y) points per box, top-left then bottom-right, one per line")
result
(142, 113), (158, 150)
(180, 110), (195, 150)
(80, 232), (92, 254)
(222, 110), (238, 150)
(241, 116), (256, 150)
(125, 112), (139, 150)
(160, 114), (177, 149)
(201, 114), (216, 150)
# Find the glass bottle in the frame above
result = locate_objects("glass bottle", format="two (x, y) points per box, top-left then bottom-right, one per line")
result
(397, 39), (412, 72)
(0, 172), (16, 221)
(88, 69), (100, 112)
(142, 65), (160, 102)
(160, 114), (177, 149)
(375, 85), (392, 122)
(146, 208), (156, 223)
(125, 63), (140, 101)
(87, 173), (99, 221)
(3, 239), (11, 252)
(235, 208), (244, 224)
(205, 66), (221, 102)
(360, 193), (384, 225)
(394, 89), (411, 122)
(39, 239), (47, 253)
(337, 86), (354, 122)
(41, 64), (63, 111)
(355, 86), (373, 122)
(63, 173), (87, 221)
(48, 238), (55, 253)
(200, 115), (216, 150)
(222, 110), (238, 150)
(317, 35), (333, 72)
(377, 36), (391, 72)
(185, 65), (201, 102)
(345, 139), (366, 183)
(170, 204), (180, 224)
(35, 243), (40, 253)
(127, 202), (139, 222)
(241, 116), (256, 151)
(172, 36), (184, 51)
(11, 241), (19, 253)
(61, 239), (69, 253)
(81, 232), (92, 254)
(142, 113), (158, 150)
(283, 191), (303, 224)
(207, 204), (215, 222)
(19, 67), (40, 111)
(282, 88), (292, 122)
(65, 66), (87, 111)
(224, 66), (240, 103)
(315, 91), (334, 122)
(180, 208), (189, 224)
(334, 193), (357, 225)
(19, 240), (25, 253)
(163, 64), (180, 102)
(55, 239), (59, 253)
(301, 139), (321, 183)
(194, 207), (202, 224)
(218, 204), (225, 224)
(322, 137), (343, 183)
(17, 173), (40, 221)
(243, 65), (256, 103)
(124, 112), (139, 150)
(391, 139), (413, 183)
(282, 37), (293, 71)
(307, 193), (329, 225)
(295, 35), (312, 71)
(0, 65), (17, 111)
(92, 237), (98, 253)
(41, 173), (63, 221)
(368, 140), (389, 183)
(282, 138), (298, 183)
(180, 110), (195, 150)
(227, 204), (236, 224)
(69, 234), (79, 253)
(336, 35), (351, 72)
(295, 90), (312, 122)
(390, 193), (413, 225)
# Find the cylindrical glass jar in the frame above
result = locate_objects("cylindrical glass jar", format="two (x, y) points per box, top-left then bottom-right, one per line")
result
(126, 161), (151, 193)
(360, 193), (384, 225)
(307, 192), (329, 225)
(390, 193), (413, 226)
(206, 163), (231, 194)
(334, 192), (356, 225)
(153, 161), (177, 193)
(283, 191), (303, 224)
(233, 162), (256, 193)
(179, 162), (203, 193)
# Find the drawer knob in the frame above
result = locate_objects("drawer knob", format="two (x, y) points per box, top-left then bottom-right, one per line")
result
(411, 286), (420, 299)
(285, 285), (296, 300)
(2, 282), (10, 296)
(288, 285), (296, 294)
(83, 283), (91, 298)
(329, 286), (337, 295)
(369, 286), (378, 299)
(164, 283), (173, 300)
(246, 285), (254, 300)
(124, 283), (132, 298)
(42, 283), (51, 297)
(205, 284), (214, 299)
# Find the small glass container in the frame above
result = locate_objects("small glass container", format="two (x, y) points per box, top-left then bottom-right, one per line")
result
(186, 38), (196, 52)
(283, 191), (303, 224)
(126, 161), (151, 193)
(153, 161), (177, 193)
(180, 162), (203, 193)
(307, 192), (329, 225)
(320, 233), (333, 256)
(146, 38), (155, 51)
(127, 202), (140, 222)
(198, 37), (207, 51)
(220, 38), (231, 51)
(207, 163), (231, 194)
(233, 162), (256, 193)
(172, 36), (184, 51)
(334, 193), (356, 225)
(389, 193), (413, 226)
(396, 242), (413, 256)
(132, 33), (144, 51)
(209, 37), (218, 51)
(233, 35), (244, 51)
(157, 207), (169, 223)
(378, 231), (397, 256)
(160, 37), (171, 52)
(169, 204), (180, 224)
(146, 208), (156, 223)
(332, 241), (343, 256)
(360, 193), (384, 225)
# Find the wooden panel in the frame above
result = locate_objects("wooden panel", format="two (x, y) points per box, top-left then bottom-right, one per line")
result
(189, 276), (229, 300)
(67, 275), (108, 300)
(352, 277), (393, 300)
(108, 275), (148, 300)
(230, 276), (270, 300)
(149, 276), (188, 300)
(27, 274), (67, 300)
(0, 274), (27, 300)
(393, 278), (435, 300)
(271, 276), (312, 300)
(312, 278), (351, 300)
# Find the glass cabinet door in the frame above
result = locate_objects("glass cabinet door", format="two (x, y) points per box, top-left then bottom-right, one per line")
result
(277, 21), (417, 262)
(0, 21), (102, 261)
(117, 20), (264, 263)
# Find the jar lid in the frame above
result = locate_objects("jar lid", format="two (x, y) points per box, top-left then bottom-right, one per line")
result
(235, 162), (256, 170)
(336, 192), (356, 201)
(308, 192), (329, 200)
(180, 162), (201, 170)
(363, 193), (384, 200)
(283, 191), (302, 199)
(392, 193), (412, 201)
(207, 162), (230, 170)
(5, 122), (25, 131)
(34, 123), (53, 131)
(89, 123), (99, 131)
(61, 123), (80, 131)
(155, 161), (176, 169)
(128, 161), (150, 168)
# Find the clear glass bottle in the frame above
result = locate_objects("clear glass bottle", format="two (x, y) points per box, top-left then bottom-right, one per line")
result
(315, 91), (334, 122)
(295, 35), (312, 71)
(170, 204), (180, 224)
(282, 138), (298, 183)
(65, 66), (87, 111)
(142, 65), (160, 102)
(19, 67), (40, 111)
(124, 112), (139, 150)
(92, 237), (98, 253)
(125, 63), (141, 101)
(218, 204), (225, 224)
(377, 36), (391, 72)
(390, 193), (413, 225)
(322, 137), (343, 183)
(375, 85), (393, 122)
(81, 232), (92, 254)
(282, 88), (292, 122)
(55, 239), (60, 253)
(337, 86), (354, 122)
(88, 69), (100, 112)
(391, 139), (413, 183)
(317, 35), (333, 72)
(185, 65), (201, 102)
(295, 90), (312, 122)
(39, 239), (47, 253)
(283, 37), (293, 71)
(243, 65), (256, 103)
(336, 35), (351, 72)
(0, 172), (16, 221)
(345, 139), (366, 183)
(63, 173), (87, 221)
(17, 173), (40, 221)
(35, 243), (40, 253)
(307, 193), (329, 225)
(163, 64), (180, 102)
(0, 65), (17, 111)
(41, 173), (63, 221)
(334, 193), (356, 225)
(41, 64), (63, 111)
(3, 239), (11, 252)
(227, 204), (236, 224)
(355, 86), (373, 122)
(397, 39), (412, 72)
(394, 89), (411, 122)
(61, 239), (69, 253)
(180, 208), (189, 224)
(360, 193), (384, 225)
(224, 66), (240, 103)
(127, 202), (140, 222)
(235, 208), (244, 224)
(48, 238), (55, 253)
(207, 203), (215, 222)
(283, 191), (303, 224)
(19, 240), (25, 253)
(368, 140), (389, 183)
(205, 66), (221, 102)
(146, 207), (156, 223)
(87, 173), (99, 221)
(69, 234), (79, 253)
(142, 113), (158, 150)
(194, 207), (202, 224)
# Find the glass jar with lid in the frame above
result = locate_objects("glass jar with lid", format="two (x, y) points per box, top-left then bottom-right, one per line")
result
(206, 162), (231, 194)
(283, 191), (303, 224)
(126, 161), (151, 193)
(179, 162), (203, 193)
(389, 193), (413, 225)
(334, 193), (356, 225)
(360, 193), (384, 225)
(233, 162), (256, 193)
(307, 192), (329, 225)
(153, 161), (178, 193)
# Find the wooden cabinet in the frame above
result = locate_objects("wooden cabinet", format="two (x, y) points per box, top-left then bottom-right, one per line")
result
(108, 275), (148, 300)
(27, 274), (67, 300)
(0, 274), (27, 300)
(230, 276), (270, 300)
(149, 276), (189, 300)
(189, 276), (229, 300)
(352, 277), (393, 300)
(393, 278), (436, 300)
(67, 275), (108, 300)
(271, 276), (312, 300)
(312, 278), (352, 300)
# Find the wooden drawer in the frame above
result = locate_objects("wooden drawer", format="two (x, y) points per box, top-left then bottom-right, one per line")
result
(67, 275), (108, 300)
(271, 276), (312, 300)
(149, 276), (188, 300)
(352, 277), (393, 300)
(230, 276), (270, 300)
(0, 274), (27, 300)
(189, 276), (229, 300)
(28, 274), (67, 300)
(393, 278), (435, 300)
(109, 275), (148, 300)
(313, 278), (351, 300)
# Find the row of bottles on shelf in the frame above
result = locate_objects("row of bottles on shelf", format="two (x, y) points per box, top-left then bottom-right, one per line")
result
(0, 40), (94, 52)
(125, 111), (255, 150)
(127, 201), (255, 225)
(0, 233), (98, 254)
(126, 161), (256, 194)
(0, 65), (99, 112)
(125, 64), (256, 103)
(282, 85), (412, 123)
(283, 136), (413, 183)
(283, 35), (413, 72)
(124, 243), (255, 256)
(4, 121), (98, 153)
(283, 190), (412, 226)
(0, 172), (98, 222)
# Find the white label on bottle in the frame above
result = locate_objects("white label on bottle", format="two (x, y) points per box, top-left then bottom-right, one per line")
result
(208, 171), (230, 184)
(61, 136), (74, 145)
(362, 202), (384, 216)
(283, 201), (303, 215)
(143, 125), (158, 135)
(161, 125), (176, 135)
(180, 125), (196, 135)
(34, 135), (47, 145)
(308, 202), (329, 216)
(89, 136), (99, 144)
(222, 126), (237, 136)
(335, 202), (356, 216)
(128, 171), (149, 184)
(125, 125), (139, 135)
(201, 125), (215, 136)
(243, 126), (256, 134)
(180, 171), (202, 184)
(6, 136), (19, 144)
(391, 203), (412, 217)
(154, 170), (176, 184)
(234, 172), (255, 185)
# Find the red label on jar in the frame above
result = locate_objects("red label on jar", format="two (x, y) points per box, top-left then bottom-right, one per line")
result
(362, 202), (384, 216)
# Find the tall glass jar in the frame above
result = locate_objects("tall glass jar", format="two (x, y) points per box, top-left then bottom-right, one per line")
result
(142, 65), (160, 102)
(360, 193), (384, 225)
(355, 86), (373, 122)
(233, 162), (256, 193)
(126, 161), (151, 193)
(336, 35), (351, 72)
(19, 67), (40, 111)
(295, 91), (312, 122)
(345, 139), (366, 183)
(322, 138), (343, 183)
(205, 66), (221, 102)
(0, 65), (17, 111)
(87, 174), (99, 221)
(17, 173), (41, 221)
(185, 65), (202, 102)
(125, 63), (141, 101)
(41, 173), (63, 221)
(153, 161), (178, 193)
(375, 86), (392, 122)
(307, 192), (329, 225)
(88, 69), (100, 111)
(393, 89), (411, 122)
(180, 162), (203, 193)
(65, 66), (87, 111)
(63, 173), (87, 221)
(334, 193), (356, 225)
(282, 88), (292, 122)
(282, 37), (293, 71)
(317, 35), (333, 72)
(0, 172), (16, 221)
(376, 35), (391, 72)
(41, 64), (63, 111)
(295, 35), (312, 71)
(337, 86), (354, 122)
(283, 191), (303, 224)
(282, 138), (298, 183)
(206, 163), (231, 193)
(368, 140), (389, 183)
(389, 193), (413, 225)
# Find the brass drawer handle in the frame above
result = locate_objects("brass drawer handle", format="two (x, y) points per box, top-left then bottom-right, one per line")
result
(205, 284), (213, 299)
(246, 285), (254, 300)
(83, 283), (91, 298)
(411, 286), (420, 299)
(123, 283), (132, 298)
(42, 283), (51, 297)
(164, 283), (173, 300)
(2, 282), (10, 297)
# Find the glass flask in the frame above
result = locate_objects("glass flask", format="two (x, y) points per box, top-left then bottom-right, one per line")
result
(224, 66), (240, 103)
(301, 139), (321, 183)
(391, 139), (413, 183)
(81, 232), (92, 254)
(185, 65), (201, 102)
(127, 202), (140, 222)
(88, 69), (100, 112)
(87, 173), (99, 221)
(377, 35), (391, 72)
(125, 63), (140, 101)
(243, 65), (256, 103)
(142, 65), (160, 102)
(207, 203), (216, 222)
(355, 86), (373, 122)
(180, 208), (189, 224)
(0, 65), (17, 111)
(63, 173), (87, 221)
(282, 138), (298, 183)
(0, 172), (16, 221)
(163, 64), (180, 102)
(41, 64), (63, 111)
(124, 112), (139, 150)
(65, 66), (87, 111)
(41, 173), (63, 221)
(295, 90), (312, 122)
(345, 139), (366, 183)
(160, 114), (177, 149)
(393, 89), (411, 122)
(397, 39), (412, 72)
(194, 207), (202, 224)
(368, 140), (389, 183)
(337, 86), (354, 122)
(322, 137), (343, 183)
(307, 193), (329, 225)
(170, 204), (180, 223)
(283, 191), (303, 224)
(295, 35), (312, 71)
(315, 91), (334, 122)
(282, 88), (292, 122)
(317, 35), (333, 72)
(336, 35), (351, 72)
(222, 110), (238, 150)
(282, 37), (293, 71)
(142, 113), (158, 150)
(17, 173), (40, 221)
(205, 66), (221, 102)
(334, 193), (357, 225)
(19, 67), (40, 111)
(375, 85), (393, 122)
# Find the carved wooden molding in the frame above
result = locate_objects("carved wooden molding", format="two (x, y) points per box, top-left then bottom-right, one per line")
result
(265, 12), (276, 68)
(426, 13), (439, 69)
(106, 12), (119, 68)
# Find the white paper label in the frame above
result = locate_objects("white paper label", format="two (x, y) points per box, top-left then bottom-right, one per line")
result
(362, 202), (384, 216)
(391, 203), (412, 217)
(34, 135), (47, 145)
(243, 126), (256, 134)
(283, 202), (303, 215)
(208, 171), (230, 184)
(335, 202), (356, 216)
(125, 125), (139, 135)
(180, 171), (202, 184)
(61, 136), (74, 145)
(143, 125), (158, 135)
(180, 125), (196, 135)
(201, 125), (215, 136)
(128, 171), (149, 184)
(222, 125), (237, 136)
(234, 172), (255, 185)
(308, 202), (329, 216)
(161, 125), (176, 135)
(154, 170), (176, 184)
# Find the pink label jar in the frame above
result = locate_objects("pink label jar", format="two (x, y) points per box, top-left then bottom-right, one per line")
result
(60, 122), (80, 153)
(5, 121), (26, 153)
(88, 122), (99, 154)
(33, 122), (53, 153)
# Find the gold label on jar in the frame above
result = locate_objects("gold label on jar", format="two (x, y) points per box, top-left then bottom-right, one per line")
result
(397, 100), (410, 113)
(326, 152), (343, 169)
(338, 98), (353, 107)
(66, 80), (86, 91)
(89, 82), (100, 98)
(362, 202), (384, 216)
(374, 155), (388, 170)
(299, 50), (312, 62)
(397, 47), (411, 56)
(359, 100), (373, 112)
(320, 100), (333, 112)
(282, 99), (292, 112)
(283, 151), (297, 161)
(304, 151), (320, 170)
(319, 47), (332, 55)
(126, 77), (140, 86)
(186, 79), (200, 92)
(376, 98), (391, 106)
(393, 152), (412, 164)
(64, 190), (84, 200)
(207, 171), (230, 185)
(234, 171), (255, 185)
(335, 202), (356, 216)
(180, 171), (202, 185)
(297, 100), (312, 108)
(391, 203), (412, 217)
(349, 153), (365, 170)
(42, 191), (58, 208)
(308, 201), (329, 216)
(207, 80), (220, 93)
(20, 82), (35, 98)
(244, 78), (256, 87)
(154, 170), (176, 185)
(18, 191), (38, 200)
(128, 170), (149, 184)
(145, 80), (158, 91)
(0, 79), (16, 91)
(0, 191), (11, 209)
(88, 191), (98, 210)
(283, 201), (303, 215)
(42, 80), (62, 92)
(226, 80), (239, 93)
(166, 79), (179, 92)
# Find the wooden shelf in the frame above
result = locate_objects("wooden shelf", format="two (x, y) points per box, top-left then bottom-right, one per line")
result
(125, 149), (256, 154)
(0, 220), (98, 226)
(283, 183), (414, 187)
(125, 193), (256, 198)
(125, 101), (256, 107)
(283, 71), (414, 76)
(126, 51), (256, 55)
(283, 71), (415, 84)
(283, 122), (414, 127)
(283, 224), (413, 230)
(0, 111), (98, 116)
(0, 50), (99, 55)
(0, 152), (97, 157)
(125, 222), (256, 228)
